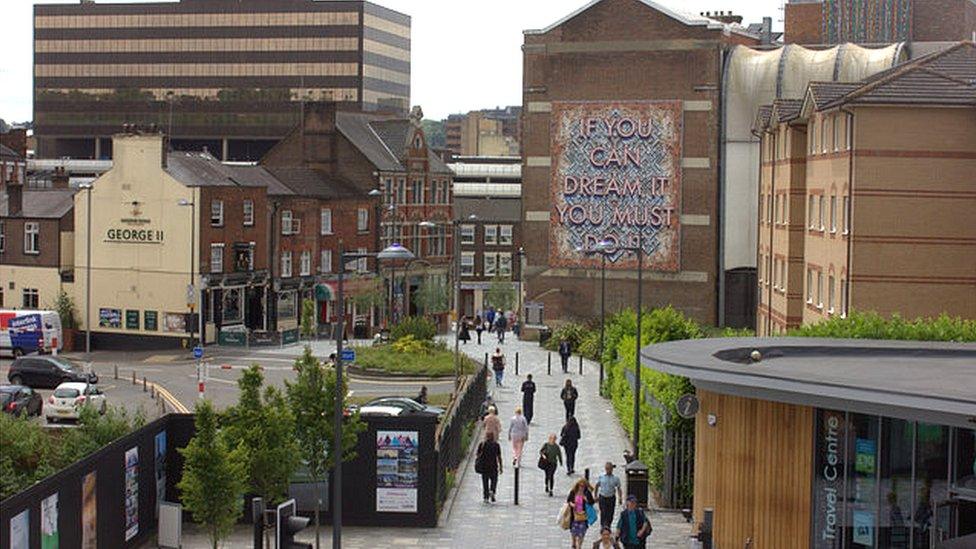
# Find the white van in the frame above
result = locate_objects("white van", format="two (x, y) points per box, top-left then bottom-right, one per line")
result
(0, 310), (63, 357)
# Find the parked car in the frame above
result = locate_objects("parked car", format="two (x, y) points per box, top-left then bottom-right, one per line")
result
(363, 396), (444, 417)
(355, 405), (406, 417)
(0, 385), (43, 417)
(45, 382), (106, 423)
(6, 356), (98, 389)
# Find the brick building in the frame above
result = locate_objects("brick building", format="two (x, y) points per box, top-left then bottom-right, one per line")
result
(785, 0), (976, 44)
(444, 107), (521, 157)
(755, 42), (976, 335)
(521, 0), (759, 325)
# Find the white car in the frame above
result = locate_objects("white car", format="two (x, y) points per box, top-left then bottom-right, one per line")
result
(45, 382), (106, 423)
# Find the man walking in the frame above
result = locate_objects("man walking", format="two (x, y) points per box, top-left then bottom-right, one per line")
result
(595, 462), (623, 531)
(491, 348), (506, 387)
(616, 496), (651, 549)
(558, 338), (572, 373)
(495, 314), (508, 343)
(520, 374), (536, 424)
(561, 379), (579, 422)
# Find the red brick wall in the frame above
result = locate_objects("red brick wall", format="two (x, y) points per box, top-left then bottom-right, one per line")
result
(914, 0), (976, 41)
(785, 2), (824, 44)
(274, 196), (379, 278)
(198, 186), (269, 273)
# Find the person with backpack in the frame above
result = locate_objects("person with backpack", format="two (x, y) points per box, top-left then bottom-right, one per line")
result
(474, 314), (484, 345)
(458, 316), (471, 345)
(560, 415), (582, 475)
(539, 433), (562, 496)
(521, 374), (537, 424)
(561, 379), (579, 422)
(616, 495), (652, 549)
(559, 338), (572, 373)
(491, 348), (506, 387)
(495, 314), (508, 343)
(475, 431), (503, 503)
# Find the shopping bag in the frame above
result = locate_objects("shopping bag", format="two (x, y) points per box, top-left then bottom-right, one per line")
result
(557, 503), (572, 530)
(585, 502), (598, 526)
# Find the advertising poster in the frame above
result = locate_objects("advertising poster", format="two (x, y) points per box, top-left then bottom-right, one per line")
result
(81, 471), (97, 549)
(41, 493), (59, 549)
(155, 431), (167, 516)
(855, 438), (876, 474)
(9, 509), (28, 549)
(163, 313), (186, 333)
(852, 510), (875, 546)
(98, 308), (121, 328)
(550, 100), (682, 271)
(6, 313), (43, 353)
(124, 446), (139, 541)
(376, 431), (419, 513)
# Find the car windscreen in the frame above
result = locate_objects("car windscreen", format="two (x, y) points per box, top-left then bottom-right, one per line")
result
(53, 387), (81, 398)
(50, 358), (82, 372)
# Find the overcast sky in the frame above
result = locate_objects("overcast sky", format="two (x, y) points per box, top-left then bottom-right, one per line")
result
(1, 0), (784, 123)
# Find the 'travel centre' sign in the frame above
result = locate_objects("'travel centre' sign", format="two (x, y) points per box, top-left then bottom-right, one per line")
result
(549, 101), (682, 271)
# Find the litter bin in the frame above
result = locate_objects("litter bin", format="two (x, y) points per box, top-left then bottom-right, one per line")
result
(353, 319), (368, 339)
(539, 326), (552, 347)
(624, 459), (649, 509)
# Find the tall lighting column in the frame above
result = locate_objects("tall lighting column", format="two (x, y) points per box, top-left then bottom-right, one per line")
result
(177, 197), (197, 347)
(579, 240), (613, 396)
(78, 183), (94, 357)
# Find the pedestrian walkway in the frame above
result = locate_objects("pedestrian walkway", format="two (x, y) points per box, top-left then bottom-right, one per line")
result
(170, 334), (693, 548)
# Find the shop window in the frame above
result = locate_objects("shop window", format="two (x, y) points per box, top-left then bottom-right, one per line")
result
(845, 413), (879, 548)
(879, 418), (913, 548)
(300, 250), (311, 276)
(211, 200), (224, 226)
(320, 208), (332, 235)
(914, 423), (949, 548)
(222, 288), (243, 324)
(460, 224), (475, 245)
(276, 291), (296, 320)
(500, 225), (513, 246)
(357, 208), (369, 233)
(320, 249), (332, 273)
(0, 220), (5, 252)
(243, 200), (254, 226)
(484, 225), (497, 246)
(210, 243), (224, 274)
(24, 222), (39, 254)
(22, 288), (39, 309)
(953, 428), (975, 491)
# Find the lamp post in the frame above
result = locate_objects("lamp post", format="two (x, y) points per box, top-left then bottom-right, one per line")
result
(177, 197), (197, 348)
(370, 185), (400, 325)
(514, 246), (526, 337)
(78, 183), (93, 357)
(578, 240), (613, 396)
(334, 242), (413, 549)
(619, 228), (647, 459)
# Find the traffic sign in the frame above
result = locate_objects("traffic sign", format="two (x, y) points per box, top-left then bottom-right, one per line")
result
(192, 346), (204, 360)
(676, 394), (699, 419)
(340, 348), (355, 362)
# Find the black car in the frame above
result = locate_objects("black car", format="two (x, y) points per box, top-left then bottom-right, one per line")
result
(6, 356), (98, 389)
(0, 385), (43, 417)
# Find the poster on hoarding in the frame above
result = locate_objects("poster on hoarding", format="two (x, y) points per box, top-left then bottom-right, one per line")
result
(41, 493), (59, 549)
(550, 101), (682, 271)
(124, 446), (139, 541)
(81, 471), (97, 549)
(376, 431), (418, 513)
(9, 509), (28, 549)
(155, 431), (167, 517)
(99, 308), (121, 328)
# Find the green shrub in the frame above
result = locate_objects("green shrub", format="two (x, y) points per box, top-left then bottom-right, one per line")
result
(789, 311), (976, 341)
(391, 316), (437, 342)
(543, 321), (591, 352)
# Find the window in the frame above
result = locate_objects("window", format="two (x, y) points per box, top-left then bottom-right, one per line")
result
(460, 252), (475, 276)
(429, 226), (446, 256)
(842, 196), (850, 234)
(356, 247), (368, 273)
(281, 210), (293, 235)
(383, 177), (393, 203)
(833, 115), (841, 152)
(484, 254), (497, 277)
(829, 195), (837, 233)
(781, 195), (787, 224)
(22, 288), (38, 309)
(233, 244), (254, 272)
(440, 181), (450, 204)
(828, 275), (835, 313)
(816, 271), (823, 308)
(759, 195), (765, 224)
(357, 208), (369, 233)
(484, 225), (497, 245)
(281, 251), (292, 278)
(500, 225), (513, 246)
(818, 196), (824, 231)
(411, 179), (424, 204)
(243, 200), (254, 226)
(808, 196), (816, 229)
(0, 220), (5, 252)
(211, 200), (224, 226)
(210, 243), (224, 273)
(499, 253), (512, 276)
(320, 250), (332, 273)
(23, 222), (39, 254)
(779, 260), (786, 291)
(300, 250), (311, 276)
(320, 208), (332, 235)
(840, 278), (847, 317)
(397, 177), (406, 204)
(460, 224), (475, 245)
(820, 116), (828, 154)
(806, 269), (813, 303)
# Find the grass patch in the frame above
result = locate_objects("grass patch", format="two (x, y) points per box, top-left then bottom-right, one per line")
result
(351, 344), (478, 377)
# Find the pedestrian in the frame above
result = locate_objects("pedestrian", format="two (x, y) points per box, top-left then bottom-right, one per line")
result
(520, 374), (536, 424)
(479, 395), (495, 421)
(486, 307), (496, 328)
(475, 431), (503, 503)
(474, 315), (484, 345)
(559, 338), (572, 373)
(592, 526), (622, 549)
(491, 348), (506, 387)
(483, 406), (502, 442)
(560, 415), (582, 475)
(495, 314), (508, 343)
(539, 433), (562, 496)
(415, 385), (428, 405)
(595, 461), (623, 530)
(561, 379), (579, 422)
(508, 406), (529, 466)
(615, 495), (652, 549)
(566, 478), (596, 549)
(458, 316), (471, 344)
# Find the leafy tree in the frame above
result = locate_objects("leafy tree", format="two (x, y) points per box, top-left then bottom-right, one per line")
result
(421, 119), (446, 149)
(485, 276), (516, 312)
(0, 413), (58, 499)
(223, 366), (301, 506)
(285, 346), (366, 549)
(413, 275), (449, 315)
(49, 290), (79, 330)
(178, 400), (247, 549)
(300, 298), (317, 340)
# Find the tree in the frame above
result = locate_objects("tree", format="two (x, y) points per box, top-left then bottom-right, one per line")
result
(49, 290), (79, 330)
(300, 298), (317, 340)
(177, 400), (247, 549)
(413, 275), (449, 316)
(285, 346), (366, 549)
(421, 119), (446, 149)
(485, 276), (516, 311)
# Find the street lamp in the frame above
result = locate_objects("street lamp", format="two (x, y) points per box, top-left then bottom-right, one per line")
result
(333, 242), (413, 549)
(514, 246), (526, 338)
(616, 227), (648, 459)
(577, 239), (613, 396)
(177, 197), (197, 348)
(78, 183), (93, 357)
(369, 187), (401, 325)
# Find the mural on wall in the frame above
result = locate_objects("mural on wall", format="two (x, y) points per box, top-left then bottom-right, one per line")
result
(549, 101), (682, 271)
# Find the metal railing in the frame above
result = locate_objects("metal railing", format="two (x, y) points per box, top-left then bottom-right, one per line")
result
(434, 360), (487, 505)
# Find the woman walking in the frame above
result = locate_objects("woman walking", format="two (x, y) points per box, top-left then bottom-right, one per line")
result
(561, 379), (579, 422)
(539, 433), (562, 496)
(483, 406), (502, 442)
(476, 431), (503, 503)
(458, 317), (471, 345)
(566, 478), (596, 549)
(508, 406), (529, 466)
(560, 415), (582, 475)
(474, 315), (484, 344)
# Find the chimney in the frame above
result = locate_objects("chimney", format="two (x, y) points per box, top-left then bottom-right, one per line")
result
(7, 180), (23, 217)
(710, 11), (744, 25)
(761, 16), (773, 45)
(0, 128), (28, 159)
(52, 166), (70, 189)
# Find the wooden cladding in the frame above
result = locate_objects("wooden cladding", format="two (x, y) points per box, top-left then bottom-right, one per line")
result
(694, 390), (815, 549)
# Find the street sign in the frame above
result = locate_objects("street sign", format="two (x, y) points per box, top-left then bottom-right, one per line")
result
(676, 394), (699, 419)
(340, 348), (355, 362)
(192, 346), (204, 360)
(186, 284), (196, 307)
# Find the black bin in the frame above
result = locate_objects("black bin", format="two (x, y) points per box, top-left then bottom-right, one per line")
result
(625, 459), (649, 509)
(539, 326), (552, 347)
(353, 319), (368, 339)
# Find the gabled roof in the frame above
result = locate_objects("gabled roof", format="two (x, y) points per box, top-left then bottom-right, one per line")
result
(771, 99), (803, 123)
(0, 144), (21, 161)
(263, 166), (365, 199)
(335, 112), (453, 175)
(0, 188), (75, 219)
(805, 82), (861, 111)
(524, 0), (758, 38)
(165, 152), (269, 188)
(752, 105), (773, 135)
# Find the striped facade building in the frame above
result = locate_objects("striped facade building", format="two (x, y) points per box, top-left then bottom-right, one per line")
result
(33, 0), (410, 161)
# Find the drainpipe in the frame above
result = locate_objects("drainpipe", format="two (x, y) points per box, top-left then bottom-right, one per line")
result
(269, 200), (280, 332)
(751, 126), (764, 334)
(841, 107), (855, 316)
(767, 128), (777, 334)
(717, 45), (728, 327)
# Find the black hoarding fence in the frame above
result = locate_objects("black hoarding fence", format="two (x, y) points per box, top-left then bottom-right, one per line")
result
(434, 361), (488, 506)
(0, 414), (195, 549)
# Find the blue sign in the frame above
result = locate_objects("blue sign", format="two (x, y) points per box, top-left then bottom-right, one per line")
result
(9, 314), (43, 353)
(341, 349), (356, 362)
(192, 346), (204, 359)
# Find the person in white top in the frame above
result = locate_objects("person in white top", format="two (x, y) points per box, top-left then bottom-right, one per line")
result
(508, 406), (530, 466)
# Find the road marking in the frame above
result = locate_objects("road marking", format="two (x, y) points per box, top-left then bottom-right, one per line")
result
(150, 382), (189, 413)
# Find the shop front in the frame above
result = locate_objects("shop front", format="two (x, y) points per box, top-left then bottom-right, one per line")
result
(641, 337), (976, 549)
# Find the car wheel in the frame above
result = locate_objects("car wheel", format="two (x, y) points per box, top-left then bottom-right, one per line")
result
(9, 375), (23, 385)
(12, 348), (23, 358)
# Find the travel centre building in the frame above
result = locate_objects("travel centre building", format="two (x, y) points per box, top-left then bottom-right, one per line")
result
(643, 337), (976, 549)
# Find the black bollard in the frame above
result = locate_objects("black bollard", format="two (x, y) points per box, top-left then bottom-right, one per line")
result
(515, 353), (519, 376)
(514, 464), (520, 506)
(547, 353), (552, 375)
(585, 467), (590, 482)
(484, 353), (488, 369)
(114, 364), (118, 380)
(579, 355), (583, 375)
(143, 377), (147, 392)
